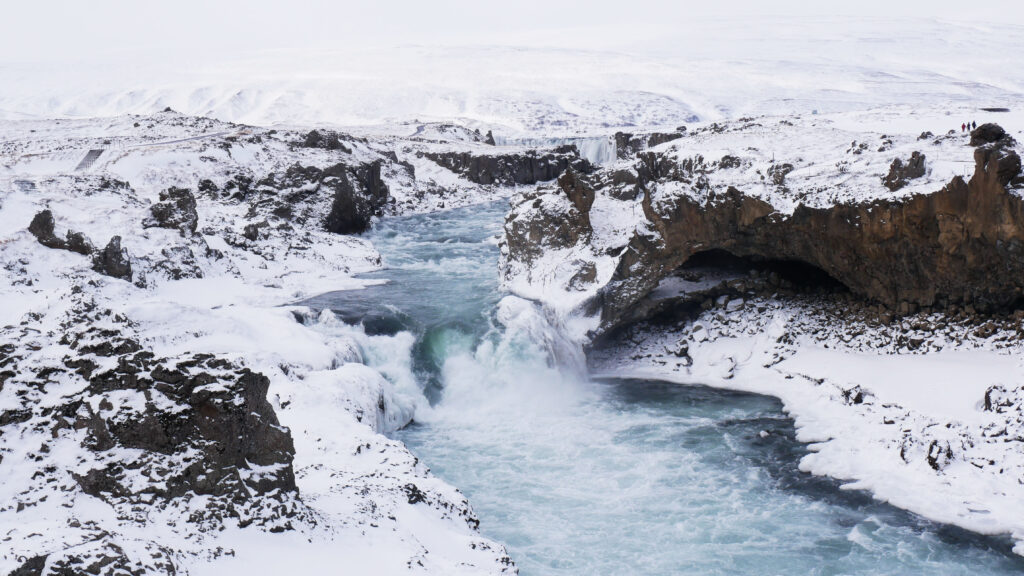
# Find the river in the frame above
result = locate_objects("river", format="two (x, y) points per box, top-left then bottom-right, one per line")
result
(301, 199), (1024, 575)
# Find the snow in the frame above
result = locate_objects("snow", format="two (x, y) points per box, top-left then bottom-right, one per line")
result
(0, 113), (514, 574)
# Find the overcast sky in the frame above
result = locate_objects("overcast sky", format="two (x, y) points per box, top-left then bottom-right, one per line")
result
(3, 0), (1023, 63)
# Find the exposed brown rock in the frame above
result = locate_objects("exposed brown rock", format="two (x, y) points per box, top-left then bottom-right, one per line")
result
(505, 135), (1024, 336)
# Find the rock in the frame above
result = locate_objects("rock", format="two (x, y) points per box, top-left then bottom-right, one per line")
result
(767, 163), (794, 186)
(153, 245), (203, 280)
(883, 151), (927, 191)
(969, 123), (1010, 146)
(65, 231), (96, 255)
(301, 129), (352, 153)
(614, 131), (684, 159)
(29, 210), (97, 255)
(144, 187), (198, 235)
(243, 220), (271, 241)
(484, 130), (496, 146)
(92, 236), (133, 281)
(323, 160), (390, 235)
(28, 210), (65, 249)
(421, 146), (592, 186)
(975, 144), (1022, 187)
(504, 140), (1024, 336)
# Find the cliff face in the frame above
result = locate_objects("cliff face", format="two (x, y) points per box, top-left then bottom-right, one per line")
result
(421, 144), (592, 186)
(502, 121), (1024, 336)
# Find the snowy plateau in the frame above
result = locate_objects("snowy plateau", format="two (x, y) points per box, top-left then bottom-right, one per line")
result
(5, 10), (1024, 575)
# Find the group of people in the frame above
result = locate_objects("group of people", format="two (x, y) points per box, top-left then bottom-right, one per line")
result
(962, 121), (977, 132)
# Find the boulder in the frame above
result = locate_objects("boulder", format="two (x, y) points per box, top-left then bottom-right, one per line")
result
(28, 210), (96, 255)
(970, 123), (1010, 146)
(92, 236), (133, 281)
(883, 151), (927, 191)
(27, 210), (65, 249)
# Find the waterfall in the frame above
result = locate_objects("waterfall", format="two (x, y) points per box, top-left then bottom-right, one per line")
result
(493, 135), (617, 165)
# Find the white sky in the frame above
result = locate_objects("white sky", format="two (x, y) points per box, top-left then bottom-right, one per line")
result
(4, 0), (1023, 63)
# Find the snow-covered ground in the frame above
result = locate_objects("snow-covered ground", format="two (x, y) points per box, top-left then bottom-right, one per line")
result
(0, 113), (517, 574)
(3, 14), (1024, 138)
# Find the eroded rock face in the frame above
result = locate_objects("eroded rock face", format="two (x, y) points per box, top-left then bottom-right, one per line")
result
(323, 160), (390, 234)
(504, 124), (1024, 335)
(421, 145), (592, 186)
(247, 160), (391, 235)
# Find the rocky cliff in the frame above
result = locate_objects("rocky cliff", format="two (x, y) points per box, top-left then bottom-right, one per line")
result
(421, 144), (593, 186)
(502, 119), (1024, 337)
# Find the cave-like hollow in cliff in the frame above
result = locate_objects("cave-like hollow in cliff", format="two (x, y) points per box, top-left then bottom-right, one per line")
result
(679, 249), (850, 295)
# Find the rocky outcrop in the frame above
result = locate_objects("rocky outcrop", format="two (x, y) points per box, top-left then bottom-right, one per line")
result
(883, 151), (927, 191)
(92, 236), (133, 281)
(421, 145), (592, 186)
(144, 187), (198, 235)
(246, 160), (390, 235)
(301, 129), (353, 153)
(614, 130), (685, 159)
(324, 160), (390, 234)
(504, 124), (1024, 335)
(970, 123), (1011, 147)
(28, 210), (96, 255)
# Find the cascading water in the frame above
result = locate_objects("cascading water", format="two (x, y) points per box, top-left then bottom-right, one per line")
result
(304, 200), (1024, 575)
(493, 135), (618, 165)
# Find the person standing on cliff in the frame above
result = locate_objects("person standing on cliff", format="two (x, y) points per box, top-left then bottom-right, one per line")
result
(962, 123), (967, 132)
(973, 121), (977, 130)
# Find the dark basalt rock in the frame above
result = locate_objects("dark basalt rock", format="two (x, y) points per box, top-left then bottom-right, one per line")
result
(883, 151), (927, 191)
(28, 210), (97, 255)
(301, 129), (352, 153)
(421, 146), (592, 186)
(92, 236), (133, 281)
(28, 210), (64, 249)
(484, 130), (496, 146)
(250, 160), (390, 235)
(144, 187), (198, 235)
(970, 123), (1011, 147)
(65, 231), (96, 255)
(615, 131), (685, 159)
(323, 160), (390, 234)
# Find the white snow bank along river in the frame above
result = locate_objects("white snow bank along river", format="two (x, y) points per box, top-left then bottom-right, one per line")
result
(305, 200), (1024, 575)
